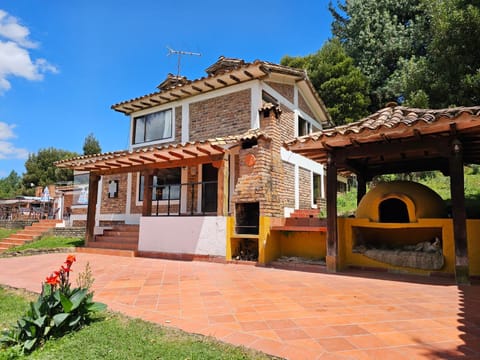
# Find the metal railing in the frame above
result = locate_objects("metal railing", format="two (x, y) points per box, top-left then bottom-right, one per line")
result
(150, 180), (218, 216)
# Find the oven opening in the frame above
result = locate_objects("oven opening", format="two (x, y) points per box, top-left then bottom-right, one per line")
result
(379, 198), (409, 223)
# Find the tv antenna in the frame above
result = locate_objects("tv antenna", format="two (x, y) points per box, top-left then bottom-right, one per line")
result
(167, 47), (201, 77)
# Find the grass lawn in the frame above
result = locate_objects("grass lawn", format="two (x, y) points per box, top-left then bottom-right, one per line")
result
(4, 236), (84, 253)
(0, 287), (277, 360)
(0, 229), (17, 240)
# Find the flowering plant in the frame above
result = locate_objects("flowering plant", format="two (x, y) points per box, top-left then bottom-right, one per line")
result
(0, 255), (106, 353)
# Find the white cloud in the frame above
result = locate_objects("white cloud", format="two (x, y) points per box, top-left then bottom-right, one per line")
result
(0, 122), (16, 140)
(0, 122), (29, 160)
(0, 9), (57, 94)
(0, 10), (37, 48)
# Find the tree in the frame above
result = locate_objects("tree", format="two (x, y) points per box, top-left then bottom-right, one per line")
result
(281, 39), (370, 125)
(0, 170), (22, 198)
(329, 0), (430, 109)
(22, 148), (79, 192)
(424, 0), (480, 107)
(82, 133), (102, 155)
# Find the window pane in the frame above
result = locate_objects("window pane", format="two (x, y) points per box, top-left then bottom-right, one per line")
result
(134, 109), (172, 144)
(134, 117), (145, 144)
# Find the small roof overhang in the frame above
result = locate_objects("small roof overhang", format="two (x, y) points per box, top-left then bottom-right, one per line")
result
(286, 106), (480, 178)
(55, 129), (270, 175)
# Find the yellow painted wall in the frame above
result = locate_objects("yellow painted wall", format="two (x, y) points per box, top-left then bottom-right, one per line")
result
(338, 218), (455, 275)
(467, 220), (480, 276)
(277, 231), (326, 259)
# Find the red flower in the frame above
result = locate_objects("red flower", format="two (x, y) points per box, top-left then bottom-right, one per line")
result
(65, 255), (76, 265)
(61, 265), (72, 273)
(45, 274), (59, 285)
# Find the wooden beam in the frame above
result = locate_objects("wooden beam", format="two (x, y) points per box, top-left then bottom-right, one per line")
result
(196, 146), (212, 155)
(142, 170), (153, 216)
(243, 70), (254, 78)
(85, 173), (100, 246)
(217, 78), (227, 86)
(229, 74), (241, 82)
(203, 81), (215, 89)
(153, 153), (171, 161)
(182, 149), (198, 157)
(180, 89), (191, 95)
(168, 151), (184, 159)
(357, 175), (367, 205)
(191, 85), (202, 92)
(449, 139), (469, 284)
(326, 153), (338, 273)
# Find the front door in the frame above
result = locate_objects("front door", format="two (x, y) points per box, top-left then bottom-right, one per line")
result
(202, 163), (217, 213)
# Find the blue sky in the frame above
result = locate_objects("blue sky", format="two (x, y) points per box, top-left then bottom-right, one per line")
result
(0, 1), (333, 177)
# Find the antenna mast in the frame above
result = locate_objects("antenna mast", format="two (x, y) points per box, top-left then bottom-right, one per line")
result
(167, 47), (201, 77)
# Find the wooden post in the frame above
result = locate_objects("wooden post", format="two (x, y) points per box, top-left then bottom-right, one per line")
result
(449, 139), (469, 284)
(357, 175), (367, 206)
(326, 153), (338, 272)
(142, 170), (153, 217)
(85, 173), (100, 246)
(215, 155), (229, 216)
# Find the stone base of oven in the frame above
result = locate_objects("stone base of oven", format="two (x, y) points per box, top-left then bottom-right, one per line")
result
(361, 249), (445, 270)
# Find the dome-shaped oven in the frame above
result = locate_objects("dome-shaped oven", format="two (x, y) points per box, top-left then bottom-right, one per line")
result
(356, 181), (447, 222)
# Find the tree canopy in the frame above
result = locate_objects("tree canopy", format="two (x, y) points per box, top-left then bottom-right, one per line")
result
(329, 0), (480, 110)
(281, 39), (370, 125)
(0, 170), (22, 199)
(22, 147), (79, 192)
(83, 133), (102, 155)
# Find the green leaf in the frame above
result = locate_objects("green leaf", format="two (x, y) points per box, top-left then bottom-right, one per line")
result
(87, 301), (107, 312)
(68, 315), (81, 328)
(53, 313), (69, 327)
(69, 289), (87, 311)
(33, 315), (47, 328)
(59, 292), (73, 313)
(23, 338), (37, 351)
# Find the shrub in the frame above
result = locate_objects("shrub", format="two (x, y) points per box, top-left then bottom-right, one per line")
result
(0, 255), (106, 354)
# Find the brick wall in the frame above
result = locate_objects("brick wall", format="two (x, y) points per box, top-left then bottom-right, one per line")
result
(282, 162), (295, 209)
(279, 104), (295, 142)
(265, 81), (294, 104)
(175, 105), (182, 141)
(298, 93), (316, 119)
(189, 89), (251, 141)
(100, 173), (128, 214)
(299, 167), (312, 209)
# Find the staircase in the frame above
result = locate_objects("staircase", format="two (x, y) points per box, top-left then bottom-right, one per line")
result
(77, 224), (139, 257)
(270, 209), (327, 232)
(0, 219), (63, 253)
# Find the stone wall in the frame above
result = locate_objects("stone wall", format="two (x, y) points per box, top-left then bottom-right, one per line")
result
(189, 89), (251, 141)
(52, 227), (85, 238)
(0, 220), (37, 229)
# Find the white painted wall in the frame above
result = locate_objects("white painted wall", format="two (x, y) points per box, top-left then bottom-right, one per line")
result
(138, 216), (227, 256)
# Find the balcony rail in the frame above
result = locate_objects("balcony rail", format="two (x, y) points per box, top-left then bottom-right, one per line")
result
(150, 180), (218, 216)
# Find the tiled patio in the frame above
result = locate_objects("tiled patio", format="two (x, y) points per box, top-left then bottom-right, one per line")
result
(0, 253), (479, 359)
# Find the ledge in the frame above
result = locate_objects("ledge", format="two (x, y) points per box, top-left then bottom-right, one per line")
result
(270, 226), (327, 232)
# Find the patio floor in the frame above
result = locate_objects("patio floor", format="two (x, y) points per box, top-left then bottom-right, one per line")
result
(0, 253), (479, 359)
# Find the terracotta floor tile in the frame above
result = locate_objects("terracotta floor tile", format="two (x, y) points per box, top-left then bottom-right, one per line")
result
(0, 253), (477, 360)
(316, 337), (357, 352)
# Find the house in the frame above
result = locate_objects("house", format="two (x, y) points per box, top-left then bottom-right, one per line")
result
(55, 56), (331, 263)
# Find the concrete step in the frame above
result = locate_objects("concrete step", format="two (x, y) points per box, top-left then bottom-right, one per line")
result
(76, 247), (136, 257)
(5, 233), (38, 240)
(101, 231), (139, 238)
(95, 236), (138, 243)
(87, 241), (137, 250)
(0, 238), (30, 246)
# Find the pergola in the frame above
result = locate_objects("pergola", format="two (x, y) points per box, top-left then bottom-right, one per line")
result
(286, 105), (480, 283)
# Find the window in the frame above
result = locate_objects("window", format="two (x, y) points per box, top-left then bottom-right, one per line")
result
(133, 109), (172, 144)
(139, 168), (181, 201)
(298, 116), (312, 136)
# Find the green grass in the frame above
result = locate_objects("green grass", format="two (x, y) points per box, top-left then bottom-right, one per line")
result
(4, 236), (84, 253)
(0, 288), (276, 360)
(337, 171), (480, 217)
(0, 229), (16, 240)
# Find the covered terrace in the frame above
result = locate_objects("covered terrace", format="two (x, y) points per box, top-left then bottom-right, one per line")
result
(286, 105), (480, 284)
